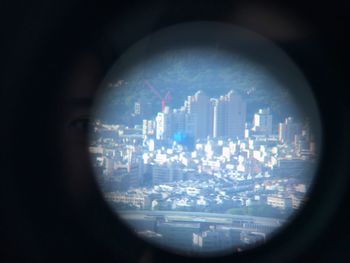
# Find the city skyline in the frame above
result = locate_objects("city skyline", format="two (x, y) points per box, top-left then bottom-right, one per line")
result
(101, 81), (300, 127)
(153, 89), (247, 141)
(87, 22), (321, 255)
(89, 87), (317, 254)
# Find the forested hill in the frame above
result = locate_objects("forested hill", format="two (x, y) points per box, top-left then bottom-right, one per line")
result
(96, 49), (300, 124)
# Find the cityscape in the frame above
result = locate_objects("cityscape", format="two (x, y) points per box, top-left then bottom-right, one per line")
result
(90, 88), (317, 254)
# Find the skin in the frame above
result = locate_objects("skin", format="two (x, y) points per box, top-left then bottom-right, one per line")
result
(59, 53), (153, 262)
(61, 54), (101, 205)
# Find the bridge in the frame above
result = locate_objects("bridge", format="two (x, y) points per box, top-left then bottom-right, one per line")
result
(118, 210), (284, 233)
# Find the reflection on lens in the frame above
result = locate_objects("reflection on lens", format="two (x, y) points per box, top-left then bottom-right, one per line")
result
(89, 22), (321, 256)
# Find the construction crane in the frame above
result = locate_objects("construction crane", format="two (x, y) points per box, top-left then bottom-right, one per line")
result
(144, 80), (171, 112)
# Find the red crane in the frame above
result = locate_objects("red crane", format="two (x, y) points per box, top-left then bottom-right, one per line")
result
(144, 80), (171, 112)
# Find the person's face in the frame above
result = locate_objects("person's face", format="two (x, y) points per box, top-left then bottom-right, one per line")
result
(60, 54), (102, 205)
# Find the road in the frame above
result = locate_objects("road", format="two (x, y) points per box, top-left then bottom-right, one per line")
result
(118, 210), (283, 227)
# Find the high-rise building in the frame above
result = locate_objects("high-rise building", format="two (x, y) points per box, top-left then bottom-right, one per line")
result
(193, 230), (231, 252)
(209, 98), (216, 137)
(142, 119), (156, 136)
(213, 97), (223, 138)
(151, 161), (184, 185)
(104, 157), (115, 175)
(169, 162), (184, 181)
(186, 91), (212, 139)
(252, 108), (273, 136)
(157, 222), (200, 251)
(134, 99), (153, 119)
(213, 90), (246, 139)
(226, 91), (246, 139)
(155, 106), (172, 140)
(152, 163), (173, 185)
(134, 101), (141, 115)
(154, 90), (246, 141)
(172, 107), (186, 135)
(185, 112), (196, 137)
(128, 158), (144, 188)
(155, 113), (164, 140)
(278, 117), (302, 146)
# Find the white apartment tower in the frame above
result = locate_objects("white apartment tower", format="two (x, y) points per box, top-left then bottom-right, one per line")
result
(213, 90), (246, 139)
(155, 106), (172, 140)
(186, 91), (212, 139)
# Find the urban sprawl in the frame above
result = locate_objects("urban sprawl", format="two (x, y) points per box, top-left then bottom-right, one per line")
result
(90, 90), (316, 253)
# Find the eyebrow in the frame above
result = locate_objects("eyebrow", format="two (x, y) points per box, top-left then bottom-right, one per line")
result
(64, 97), (94, 108)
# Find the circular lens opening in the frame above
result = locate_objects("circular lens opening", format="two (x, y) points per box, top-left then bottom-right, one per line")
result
(89, 22), (322, 256)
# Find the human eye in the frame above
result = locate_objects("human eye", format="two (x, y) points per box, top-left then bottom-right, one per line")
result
(67, 116), (91, 134)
